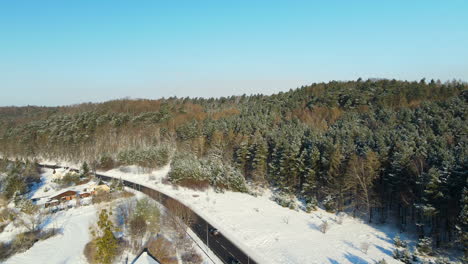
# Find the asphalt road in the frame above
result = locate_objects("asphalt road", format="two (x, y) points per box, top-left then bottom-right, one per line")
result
(39, 164), (258, 264)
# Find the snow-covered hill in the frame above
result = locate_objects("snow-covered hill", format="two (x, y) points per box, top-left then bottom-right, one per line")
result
(100, 164), (408, 264)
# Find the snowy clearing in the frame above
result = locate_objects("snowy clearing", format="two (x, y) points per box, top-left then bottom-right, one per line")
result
(3, 205), (97, 264)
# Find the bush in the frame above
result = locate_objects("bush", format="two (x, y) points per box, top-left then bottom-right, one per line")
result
(323, 196), (336, 213)
(319, 221), (330, 233)
(117, 145), (172, 168)
(304, 196), (318, 212)
(168, 153), (248, 192)
(147, 236), (178, 264)
(96, 155), (115, 170)
(416, 237), (433, 256)
(0, 208), (15, 223)
(134, 198), (160, 233)
(272, 193), (296, 209)
(129, 215), (147, 239)
(83, 240), (97, 264)
(92, 192), (112, 204)
(181, 248), (203, 264)
(53, 172), (80, 188)
(393, 248), (412, 264)
(393, 235), (408, 248)
(0, 242), (11, 261)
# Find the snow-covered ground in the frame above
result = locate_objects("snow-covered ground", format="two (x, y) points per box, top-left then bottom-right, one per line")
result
(1, 167), (220, 264)
(98, 164), (408, 264)
(3, 204), (97, 264)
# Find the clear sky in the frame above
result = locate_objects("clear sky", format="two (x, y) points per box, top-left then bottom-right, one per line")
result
(1, 0), (467, 106)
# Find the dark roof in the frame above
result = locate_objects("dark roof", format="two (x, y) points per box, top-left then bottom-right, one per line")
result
(132, 248), (161, 264)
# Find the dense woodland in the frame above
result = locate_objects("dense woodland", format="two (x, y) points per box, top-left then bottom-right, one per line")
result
(0, 79), (467, 258)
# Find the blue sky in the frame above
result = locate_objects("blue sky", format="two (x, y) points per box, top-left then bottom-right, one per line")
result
(1, 1), (467, 106)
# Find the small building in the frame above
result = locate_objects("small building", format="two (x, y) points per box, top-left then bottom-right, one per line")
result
(79, 192), (92, 198)
(50, 190), (77, 202)
(92, 184), (111, 194)
(45, 199), (60, 208)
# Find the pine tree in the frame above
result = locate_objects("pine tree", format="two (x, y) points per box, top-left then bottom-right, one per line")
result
(251, 138), (268, 183)
(235, 140), (251, 179)
(94, 209), (119, 264)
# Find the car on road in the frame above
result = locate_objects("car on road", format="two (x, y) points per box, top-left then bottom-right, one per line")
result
(228, 257), (241, 264)
(209, 228), (220, 236)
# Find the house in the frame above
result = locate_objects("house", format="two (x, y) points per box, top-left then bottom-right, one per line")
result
(50, 190), (77, 202)
(79, 192), (92, 198)
(89, 184), (110, 194)
(132, 248), (161, 264)
(45, 199), (60, 208)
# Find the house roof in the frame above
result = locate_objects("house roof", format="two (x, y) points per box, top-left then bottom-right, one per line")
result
(132, 249), (160, 264)
(50, 190), (77, 200)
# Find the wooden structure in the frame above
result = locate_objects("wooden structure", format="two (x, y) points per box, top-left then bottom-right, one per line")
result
(50, 190), (77, 202)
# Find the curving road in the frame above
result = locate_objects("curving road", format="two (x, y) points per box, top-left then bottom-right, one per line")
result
(39, 164), (258, 264)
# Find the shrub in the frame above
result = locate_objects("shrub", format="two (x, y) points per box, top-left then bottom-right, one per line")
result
(323, 196), (336, 213)
(134, 198), (160, 233)
(83, 240), (97, 264)
(0, 208), (15, 223)
(416, 237), (433, 256)
(129, 215), (147, 239)
(272, 193), (296, 209)
(305, 196), (318, 213)
(393, 235), (408, 248)
(11, 231), (38, 254)
(96, 155), (115, 170)
(147, 236), (178, 264)
(53, 172), (80, 188)
(319, 221), (330, 233)
(117, 145), (172, 168)
(92, 192), (112, 204)
(110, 178), (124, 192)
(393, 248), (412, 264)
(0, 242), (11, 261)
(181, 248), (203, 264)
(167, 153), (210, 190)
(168, 153), (248, 192)
(81, 162), (90, 177)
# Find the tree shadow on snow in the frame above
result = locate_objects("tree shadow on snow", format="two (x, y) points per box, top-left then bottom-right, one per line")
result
(343, 252), (369, 264)
(375, 245), (392, 257)
(307, 221), (321, 232)
(343, 240), (361, 251)
(375, 234), (393, 244)
(328, 258), (340, 264)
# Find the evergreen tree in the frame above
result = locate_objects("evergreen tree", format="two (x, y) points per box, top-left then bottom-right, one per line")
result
(94, 209), (119, 264)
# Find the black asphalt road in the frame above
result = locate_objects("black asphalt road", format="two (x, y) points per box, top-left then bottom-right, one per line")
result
(39, 164), (258, 264)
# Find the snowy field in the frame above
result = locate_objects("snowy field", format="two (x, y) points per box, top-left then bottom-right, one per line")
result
(98, 164), (408, 264)
(3, 205), (97, 264)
